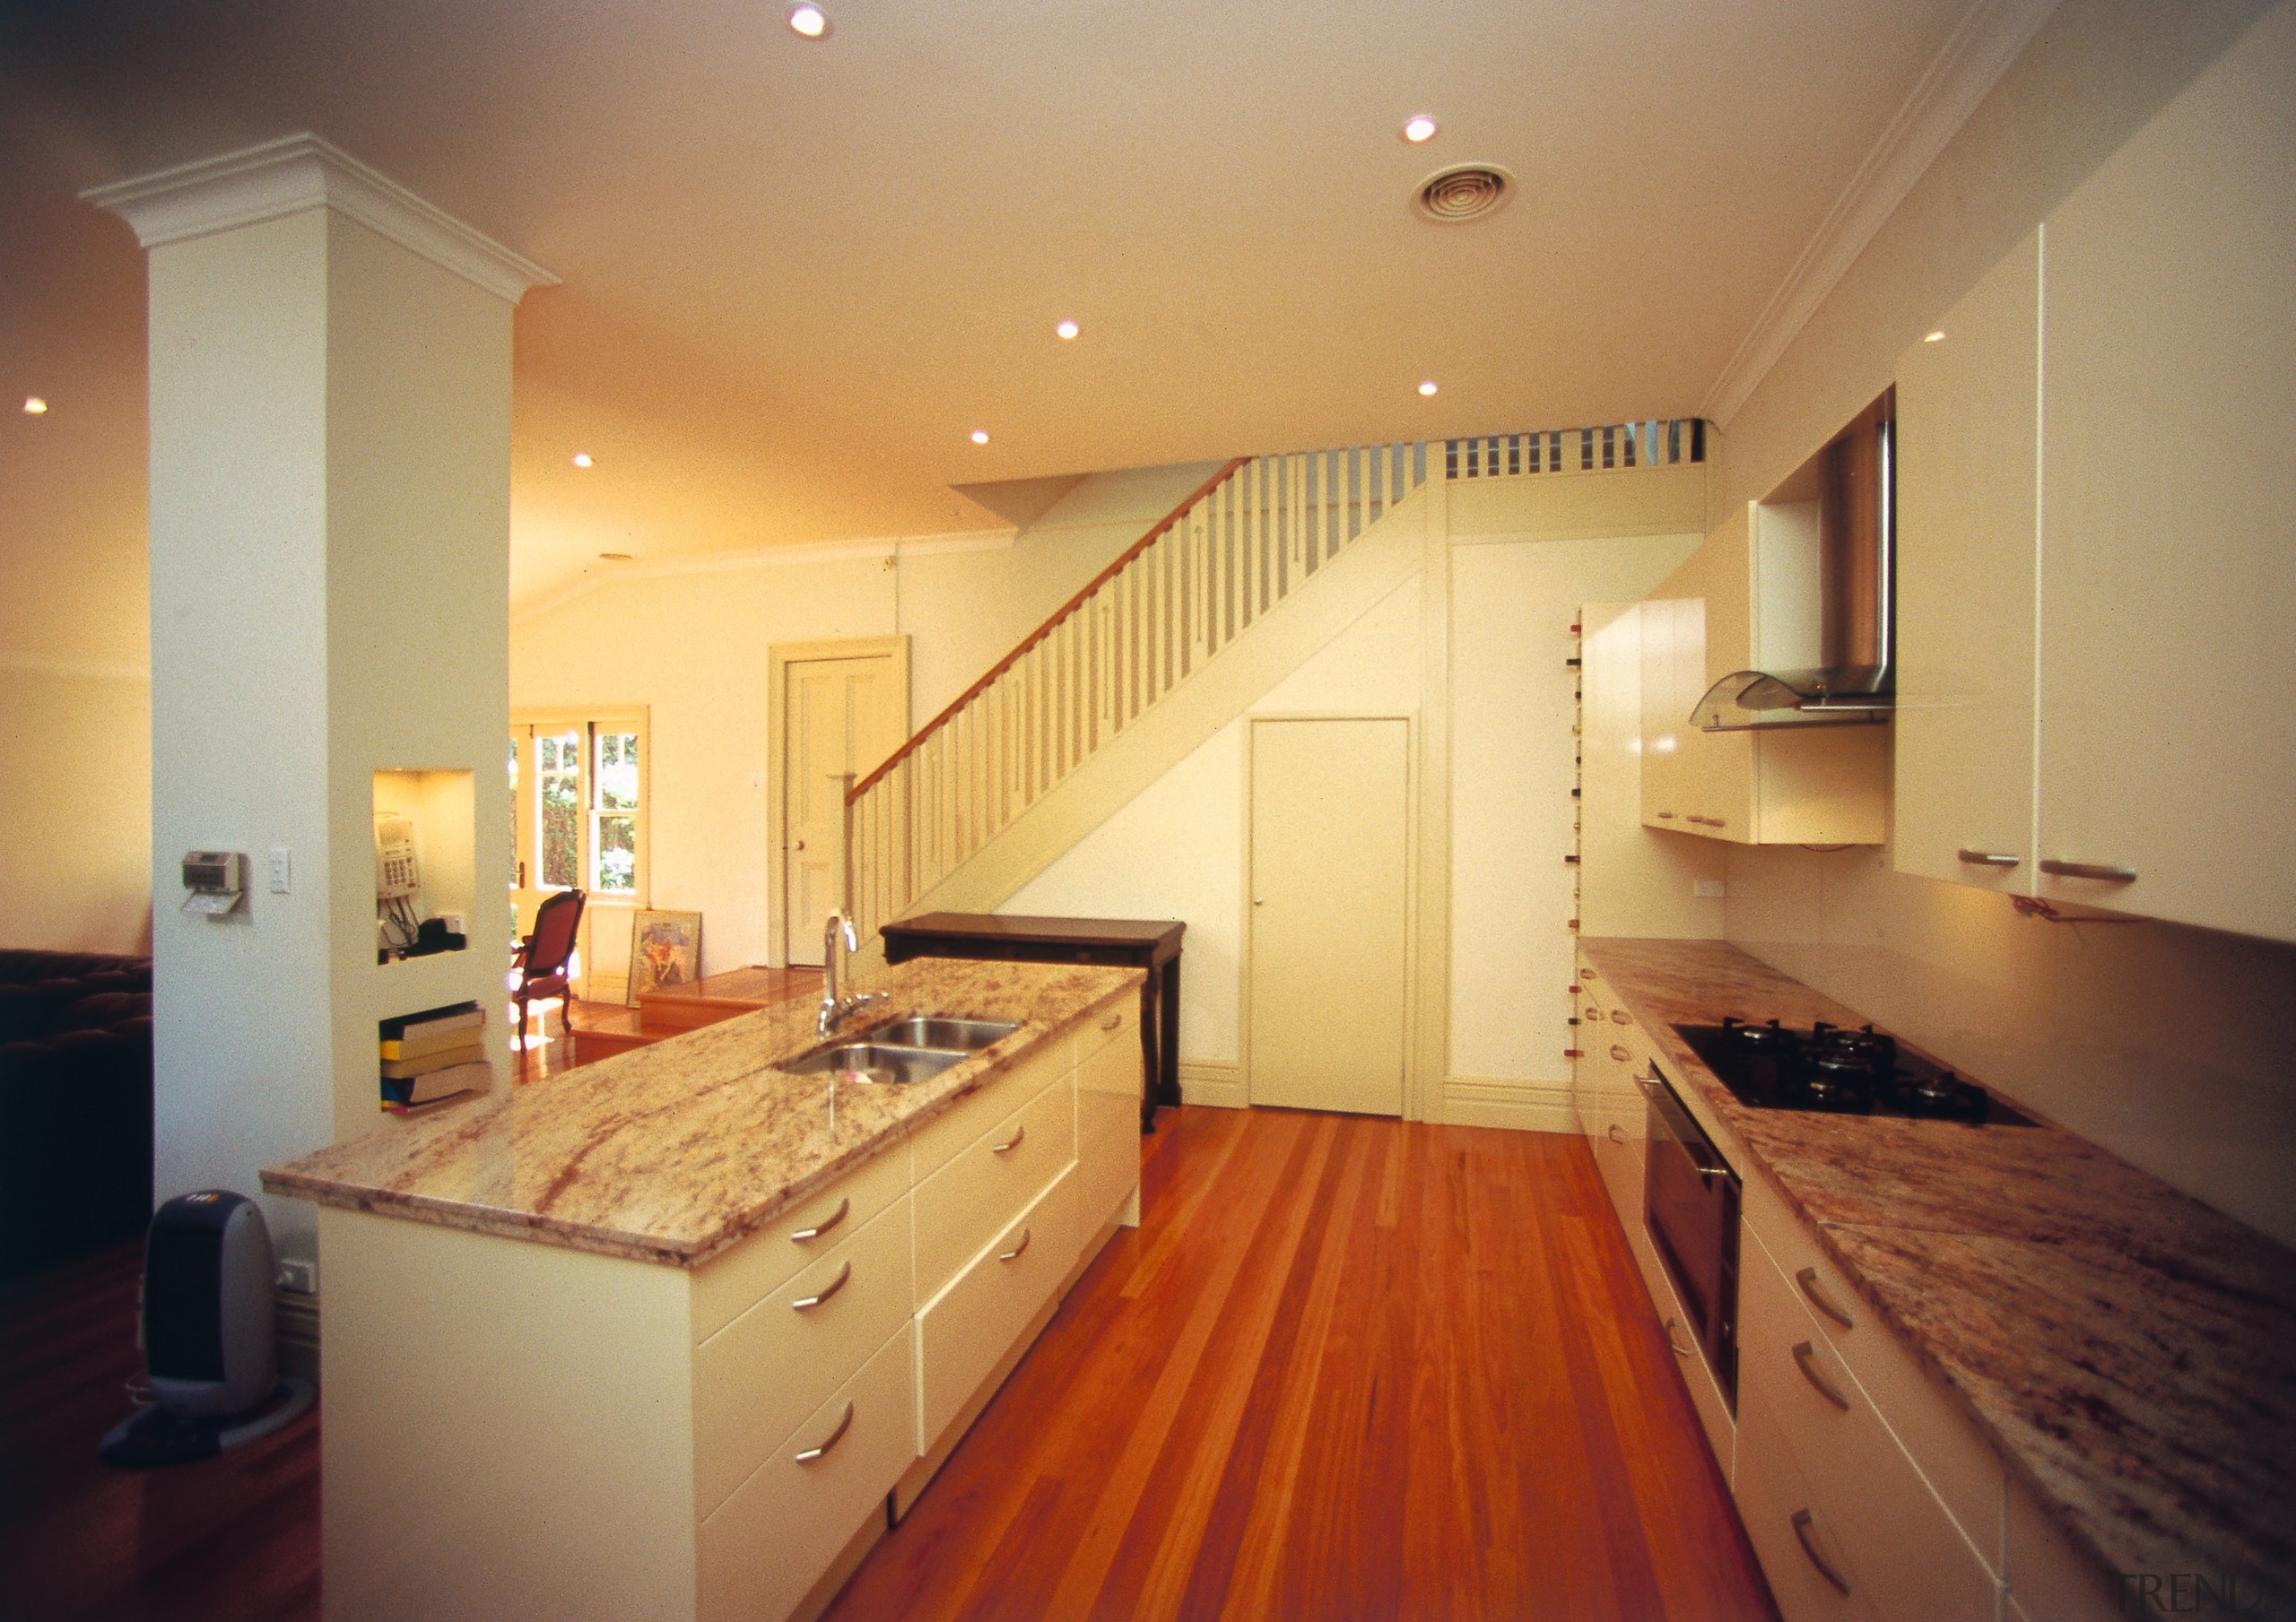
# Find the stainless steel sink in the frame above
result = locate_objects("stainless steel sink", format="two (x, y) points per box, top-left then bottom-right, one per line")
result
(780, 1042), (966, 1086)
(868, 1017), (1020, 1052)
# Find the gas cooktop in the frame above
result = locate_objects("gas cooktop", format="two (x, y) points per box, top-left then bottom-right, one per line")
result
(1674, 1018), (2037, 1126)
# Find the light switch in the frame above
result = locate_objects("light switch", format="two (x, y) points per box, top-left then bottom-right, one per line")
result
(1694, 879), (1726, 898)
(268, 846), (291, 894)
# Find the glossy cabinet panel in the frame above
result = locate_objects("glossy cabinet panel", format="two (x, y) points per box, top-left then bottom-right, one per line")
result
(1892, 232), (2040, 890)
(2033, 10), (2296, 943)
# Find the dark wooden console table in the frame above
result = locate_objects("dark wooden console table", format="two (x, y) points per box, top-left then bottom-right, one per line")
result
(878, 913), (1183, 1132)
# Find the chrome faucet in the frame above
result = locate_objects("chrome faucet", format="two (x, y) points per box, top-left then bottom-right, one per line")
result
(818, 911), (885, 1036)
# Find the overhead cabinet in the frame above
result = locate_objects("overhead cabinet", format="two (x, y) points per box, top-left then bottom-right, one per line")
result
(1641, 501), (1891, 846)
(1892, 10), (2296, 943)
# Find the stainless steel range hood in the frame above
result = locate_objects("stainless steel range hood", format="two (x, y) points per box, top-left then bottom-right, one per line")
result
(1694, 393), (1895, 733)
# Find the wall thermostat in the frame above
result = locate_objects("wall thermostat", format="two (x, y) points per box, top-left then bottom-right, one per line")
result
(182, 850), (247, 915)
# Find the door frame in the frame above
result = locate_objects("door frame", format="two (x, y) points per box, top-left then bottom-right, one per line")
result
(766, 636), (911, 967)
(1239, 711), (1420, 1116)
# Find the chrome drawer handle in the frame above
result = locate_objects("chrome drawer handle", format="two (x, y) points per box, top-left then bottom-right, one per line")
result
(2039, 859), (2136, 882)
(1606, 1123), (1626, 1144)
(1793, 1341), (1852, 1412)
(1610, 1010), (1630, 1025)
(789, 1196), (849, 1244)
(1610, 1045), (1631, 1062)
(1790, 1508), (1853, 1595)
(1796, 1267), (1856, 1329)
(997, 1227), (1032, 1262)
(1663, 1316), (1694, 1358)
(794, 1401), (854, 1463)
(992, 1124), (1026, 1155)
(790, 1261), (852, 1312)
(1956, 848), (2020, 868)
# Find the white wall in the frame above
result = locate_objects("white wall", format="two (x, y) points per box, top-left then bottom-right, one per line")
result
(1004, 570), (1424, 1069)
(1448, 534), (1700, 1090)
(1711, 0), (2296, 1246)
(1004, 495), (1705, 1119)
(508, 462), (1221, 974)
(0, 664), (152, 953)
(0, 109), (154, 955)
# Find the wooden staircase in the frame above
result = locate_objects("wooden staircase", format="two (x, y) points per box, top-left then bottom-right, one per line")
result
(839, 419), (1709, 949)
(840, 441), (1431, 943)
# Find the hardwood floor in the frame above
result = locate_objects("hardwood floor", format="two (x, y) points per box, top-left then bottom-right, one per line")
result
(824, 1108), (1775, 1622)
(0, 1243), (320, 1622)
(0, 1108), (1770, 1621)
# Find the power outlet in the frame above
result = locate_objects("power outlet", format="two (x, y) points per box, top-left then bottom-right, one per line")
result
(267, 846), (291, 894)
(276, 1257), (317, 1295)
(1694, 879), (1726, 898)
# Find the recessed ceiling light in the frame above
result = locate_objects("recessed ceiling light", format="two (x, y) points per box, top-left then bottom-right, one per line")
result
(1924, 330), (1946, 343)
(598, 551), (633, 561)
(787, 2), (830, 38)
(1417, 380), (1439, 396)
(1056, 320), (1080, 341)
(970, 429), (990, 445)
(22, 396), (48, 414)
(1402, 115), (1439, 144)
(572, 452), (594, 467)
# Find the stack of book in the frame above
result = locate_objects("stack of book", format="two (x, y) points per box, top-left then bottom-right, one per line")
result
(379, 1001), (490, 1114)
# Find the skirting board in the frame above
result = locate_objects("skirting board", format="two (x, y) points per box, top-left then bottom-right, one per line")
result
(1178, 1060), (1247, 1109)
(1443, 1077), (1578, 1133)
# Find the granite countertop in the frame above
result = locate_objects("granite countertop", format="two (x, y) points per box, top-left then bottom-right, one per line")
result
(260, 958), (1142, 1269)
(1580, 937), (2296, 1607)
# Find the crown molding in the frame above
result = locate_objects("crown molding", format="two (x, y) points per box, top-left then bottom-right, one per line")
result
(81, 133), (558, 305)
(510, 528), (1017, 626)
(1700, 0), (2060, 428)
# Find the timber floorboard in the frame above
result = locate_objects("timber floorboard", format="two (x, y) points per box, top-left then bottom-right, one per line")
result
(0, 1108), (1770, 1621)
(822, 1106), (1776, 1621)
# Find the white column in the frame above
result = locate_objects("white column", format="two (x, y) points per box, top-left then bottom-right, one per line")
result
(88, 136), (556, 1272)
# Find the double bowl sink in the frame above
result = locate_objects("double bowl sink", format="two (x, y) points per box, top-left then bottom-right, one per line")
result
(780, 1016), (1021, 1087)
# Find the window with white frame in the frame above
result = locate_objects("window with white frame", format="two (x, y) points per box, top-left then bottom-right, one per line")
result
(509, 712), (648, 902)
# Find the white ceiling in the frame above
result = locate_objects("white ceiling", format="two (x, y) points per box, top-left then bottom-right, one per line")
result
(3, 0), (2000, 620)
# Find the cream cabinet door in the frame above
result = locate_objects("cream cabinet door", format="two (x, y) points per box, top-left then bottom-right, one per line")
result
(1892, 230), (2041, 890)
(1640, 595), (1693, 831)
(2035, 9), (2296, 943)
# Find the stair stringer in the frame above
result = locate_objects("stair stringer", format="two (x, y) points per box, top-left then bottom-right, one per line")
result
(890, 483), (1430, 930)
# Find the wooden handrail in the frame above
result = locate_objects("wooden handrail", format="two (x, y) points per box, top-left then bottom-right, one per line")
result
(848, 455), (1249, 802)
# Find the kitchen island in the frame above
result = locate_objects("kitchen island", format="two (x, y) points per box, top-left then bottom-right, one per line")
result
(263, 957), (1146, 1622)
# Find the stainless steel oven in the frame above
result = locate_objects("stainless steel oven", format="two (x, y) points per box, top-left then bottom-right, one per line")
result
(1642, 1064), (1740, 1410)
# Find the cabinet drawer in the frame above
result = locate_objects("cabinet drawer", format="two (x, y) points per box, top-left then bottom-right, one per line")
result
(909, 1043), (1067, 1184)
(1073, 994), (1136, 1070)
(693, 1192), (915, 1519)
(1592, 1106), (1645, 1240)
(915, 1164), (1084, 1452)
(914, 1075), (1076, 1303)
(1744, 1175), (2005, 1564)
(689, 1141), (911, 1344)
(1735, 1397), (1876, 1622)
(697, 1325), (915, 1622)
(1738, 1239), (1998, 1622)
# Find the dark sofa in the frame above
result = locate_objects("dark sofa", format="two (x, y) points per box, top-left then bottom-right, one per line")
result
(0, 950), (153, 1283)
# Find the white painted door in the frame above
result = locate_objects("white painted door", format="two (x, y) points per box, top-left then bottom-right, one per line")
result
(1246, 716), (1409, 1116)
(785, 655), (905, 965)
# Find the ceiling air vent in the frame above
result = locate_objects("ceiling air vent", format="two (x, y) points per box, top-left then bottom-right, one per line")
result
(1412, 163), (1515, 223)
